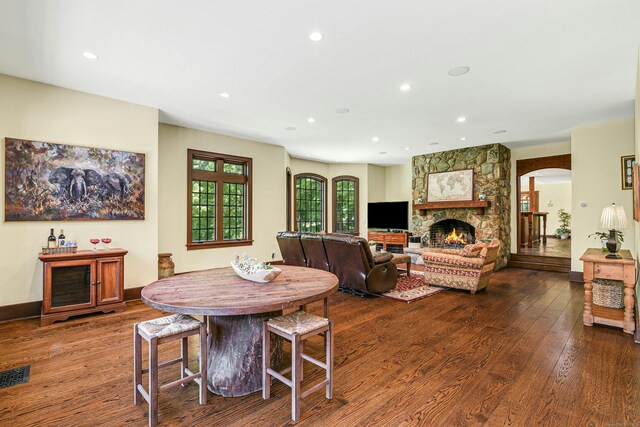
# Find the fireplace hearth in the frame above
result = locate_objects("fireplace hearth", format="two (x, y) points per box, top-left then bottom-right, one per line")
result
(429, 219), (475, 249)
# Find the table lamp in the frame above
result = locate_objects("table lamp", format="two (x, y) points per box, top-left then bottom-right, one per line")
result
(600, 203), (627, 259)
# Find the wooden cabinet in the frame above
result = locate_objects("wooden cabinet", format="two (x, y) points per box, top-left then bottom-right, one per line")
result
(368, 231), (408, 252)
(580, 248), (635, 335)
(39, 249), (128, 326)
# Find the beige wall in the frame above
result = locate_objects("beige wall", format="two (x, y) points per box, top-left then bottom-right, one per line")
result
(289, 158), (369, 236)
(635, 49), (640, 263)
(158, 124), (287, 273)
(0, 74), (159, 306)
(367, 164), (386, 203)
(509, 141), (571, 253)
(571, 118), (635, 271)
(522, 182), (571, 234)
(385, 164), (412, 202)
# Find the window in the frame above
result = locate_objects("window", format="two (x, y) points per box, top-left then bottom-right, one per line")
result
(187, 149), (252, 249)
(332, 176), (359, 233)
(294, 174), (327, 232)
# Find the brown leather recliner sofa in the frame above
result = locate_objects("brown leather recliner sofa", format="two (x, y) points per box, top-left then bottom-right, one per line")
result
(276, 231), (398, 295)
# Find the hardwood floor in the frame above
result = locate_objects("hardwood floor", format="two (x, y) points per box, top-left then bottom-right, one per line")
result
(519, 236), (571, 258)
(0, 268), (638, 426)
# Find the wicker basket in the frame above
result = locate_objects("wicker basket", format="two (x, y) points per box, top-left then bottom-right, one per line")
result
(592, 279), (624, 309)
(41, 246), (78, 255)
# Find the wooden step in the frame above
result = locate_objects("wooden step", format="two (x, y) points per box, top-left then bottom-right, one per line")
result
(509, 253), (571, 265)
(508, 253), (571, 273)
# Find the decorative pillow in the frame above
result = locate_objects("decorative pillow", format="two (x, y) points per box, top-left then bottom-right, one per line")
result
(460, 242), (487, 258)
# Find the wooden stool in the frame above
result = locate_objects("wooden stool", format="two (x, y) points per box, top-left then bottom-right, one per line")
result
(262, 310), (333, 422)
(134, 314), (207, 427)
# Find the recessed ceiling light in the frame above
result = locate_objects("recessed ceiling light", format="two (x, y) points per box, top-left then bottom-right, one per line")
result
(379, 151), (387, 155)
(219, 92), (230, 98)
(457, 116), (466, 123)
(428, 142), (439, 146)
(307, 117), (315, 123)
(306, 154), (311, 157)
(448, 66), (470, 76)
(372, 137), (379, 142)
(460, 137), (467, 141)
(404, 147), (410, 151)
(335, 107), (350, 114)
(309, 32), (324, 42)
(82, 51), (98, 60)
(285, 127), (296, 131)
(493, 129), (506, 134)
(400, 83), (411, 92)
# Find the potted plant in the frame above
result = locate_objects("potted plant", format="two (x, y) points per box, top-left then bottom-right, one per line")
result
(555, 209), (571, 239)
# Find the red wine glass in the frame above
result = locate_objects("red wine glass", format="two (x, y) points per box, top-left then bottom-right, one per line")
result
(101, 237), (112, 250)
(90, 238), (100, 251)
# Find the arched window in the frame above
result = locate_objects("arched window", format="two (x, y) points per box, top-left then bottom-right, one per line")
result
(332, 176), (359, 234)
(294, 173), (327, 232)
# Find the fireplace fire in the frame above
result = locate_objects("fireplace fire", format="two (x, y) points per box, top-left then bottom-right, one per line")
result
(428, 219), (476, 248)
(444, 228), (468, 245)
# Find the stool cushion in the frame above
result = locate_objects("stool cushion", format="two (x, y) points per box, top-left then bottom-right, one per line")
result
(138, 314), (201, 339)
(391, 254), (411, 264)
(268, 311), (329, 336)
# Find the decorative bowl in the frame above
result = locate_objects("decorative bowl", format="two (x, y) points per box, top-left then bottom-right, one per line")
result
(230, 262), (281, 283)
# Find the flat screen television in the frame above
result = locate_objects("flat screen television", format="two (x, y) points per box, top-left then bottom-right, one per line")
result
(368, 201), (409, 231)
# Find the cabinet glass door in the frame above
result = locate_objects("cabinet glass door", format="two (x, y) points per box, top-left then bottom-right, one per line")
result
(45, 261), (95, 312)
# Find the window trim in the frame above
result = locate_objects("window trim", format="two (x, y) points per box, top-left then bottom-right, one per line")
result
(293, 173), (328, 233)
(186, 149), (253, 250)
(332, 175), (359, 234)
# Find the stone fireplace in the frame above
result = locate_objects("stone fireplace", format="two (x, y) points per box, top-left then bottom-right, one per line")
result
(412, 143), (510, 269)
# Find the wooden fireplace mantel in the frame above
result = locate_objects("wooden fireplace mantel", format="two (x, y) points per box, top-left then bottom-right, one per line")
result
(413, 200), (490, 215)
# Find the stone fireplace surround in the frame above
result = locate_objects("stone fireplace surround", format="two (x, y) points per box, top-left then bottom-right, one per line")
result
(412, 144), (510, 269)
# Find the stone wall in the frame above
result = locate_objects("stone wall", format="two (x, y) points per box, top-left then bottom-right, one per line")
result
(412, 143), (511, 269)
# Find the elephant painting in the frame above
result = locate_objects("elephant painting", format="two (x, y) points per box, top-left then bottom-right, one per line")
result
(5, 138), (145, 220)
(48, 167), (132, 200)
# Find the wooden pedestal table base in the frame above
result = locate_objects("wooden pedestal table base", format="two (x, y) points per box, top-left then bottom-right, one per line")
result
(141, 265), (339, 398)
(207, 312), (283, 397)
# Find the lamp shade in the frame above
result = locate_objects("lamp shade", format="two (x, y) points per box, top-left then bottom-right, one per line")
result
(600, 203), (628, 229)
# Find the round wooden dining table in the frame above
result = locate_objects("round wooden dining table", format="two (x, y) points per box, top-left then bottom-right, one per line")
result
(141, 265), (339, 397)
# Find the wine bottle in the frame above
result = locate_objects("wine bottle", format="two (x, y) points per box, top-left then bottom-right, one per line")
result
(47, 228), (57, 249)
(58, 229), (65, 247)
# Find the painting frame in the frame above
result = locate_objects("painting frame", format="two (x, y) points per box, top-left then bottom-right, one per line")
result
(426, 168), (474, 203)
(4, 137), (145, 221)
(633, 163), (640, 221)
(621, 155), (635, 190)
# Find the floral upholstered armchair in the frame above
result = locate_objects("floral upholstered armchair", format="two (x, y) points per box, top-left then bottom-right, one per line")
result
(422, 239), (501, 294)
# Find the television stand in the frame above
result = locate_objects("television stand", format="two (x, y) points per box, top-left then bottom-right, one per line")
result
(368, 231), (408, 253)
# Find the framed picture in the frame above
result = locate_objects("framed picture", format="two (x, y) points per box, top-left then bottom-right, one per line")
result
(426, 169), (474, 202)
(621, 155), (635, 190)
(4, 137), (145, 221)
(634, 163), (640, 221)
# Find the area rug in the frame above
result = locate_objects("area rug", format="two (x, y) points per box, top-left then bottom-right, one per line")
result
(381, 271), (447, 303)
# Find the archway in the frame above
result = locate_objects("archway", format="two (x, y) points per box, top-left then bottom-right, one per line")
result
(516, 154), (571, 256)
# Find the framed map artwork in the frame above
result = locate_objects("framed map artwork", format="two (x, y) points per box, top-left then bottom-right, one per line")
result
(426, 169), (474, 202)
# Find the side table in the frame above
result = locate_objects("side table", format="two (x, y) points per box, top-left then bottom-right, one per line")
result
(580, 248), (636, 335)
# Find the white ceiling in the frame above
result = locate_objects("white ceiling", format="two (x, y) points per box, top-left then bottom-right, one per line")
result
(0, 1), (639, 165)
